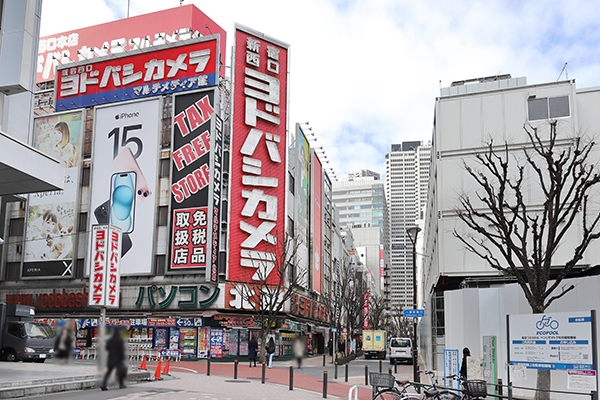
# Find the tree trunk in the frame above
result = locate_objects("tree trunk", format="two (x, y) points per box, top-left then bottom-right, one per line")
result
(533, 308), (550, 400)
(259, 325), (270, 364)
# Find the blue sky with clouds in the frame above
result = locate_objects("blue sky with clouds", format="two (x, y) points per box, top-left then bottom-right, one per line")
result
(40, 0), (600, 180)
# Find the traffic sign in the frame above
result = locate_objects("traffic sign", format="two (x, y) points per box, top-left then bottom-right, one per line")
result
(403, 309), (425, 318)
(332, 328), (337, 332)
(343, 328), (348, 334)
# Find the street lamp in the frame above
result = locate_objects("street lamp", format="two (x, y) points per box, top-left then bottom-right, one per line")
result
(406, 226), (421, 384)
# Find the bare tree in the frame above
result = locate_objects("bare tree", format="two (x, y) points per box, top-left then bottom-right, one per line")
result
(454, 121), (600, 399)
(235, 232), (306, 363)
(344, 268), (367, 337)
(369, 292), (387, 330)
(388, 305), (412, 338)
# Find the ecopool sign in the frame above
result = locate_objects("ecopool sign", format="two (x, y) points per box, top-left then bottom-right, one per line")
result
(508, 311), (596, 370)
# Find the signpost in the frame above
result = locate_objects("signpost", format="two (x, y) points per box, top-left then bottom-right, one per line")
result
(403, 309), (425, 318)
(444, 349), (459, 389)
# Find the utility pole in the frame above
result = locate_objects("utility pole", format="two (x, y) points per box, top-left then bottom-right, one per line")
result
(407, 226), (421, 384)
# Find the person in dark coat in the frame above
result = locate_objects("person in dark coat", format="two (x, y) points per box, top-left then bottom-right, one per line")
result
(101, 328), (127, 390)
(248, 335), (258, 367)
(54, 328), (72, 364)
(460, 347), (471, 379)
(328, 338), (333, 357)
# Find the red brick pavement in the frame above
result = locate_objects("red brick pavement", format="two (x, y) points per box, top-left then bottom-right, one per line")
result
(143, 360), (375, 399)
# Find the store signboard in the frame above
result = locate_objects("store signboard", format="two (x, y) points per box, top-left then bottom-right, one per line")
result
(88, 99), (160, 275)
(444, 349), (459, 389)
(363, 291), (369, 330)
(88, 224), (122, 307)
(295, 125), (310, 287)
(311, 151), (322, 293)
(209, 327), (224, 358)
(38, 5), (227, 83)
(509, 311), (594, 370)
(54, 36), (219, 111)
(228, 25), (289, 285)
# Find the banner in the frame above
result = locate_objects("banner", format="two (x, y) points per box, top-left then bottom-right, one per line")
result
(312, 152), (322, 293)
(170, 89), (222, 278)
(88, 99), (160, 275)
(88, 224), (122, 307)
(23, 111), (83, 278)
(38, 5), (227, 83)
(363, 291), (369, 330)
(295, 125), (310, 287)
(228, 25), (289, 285)
(55, 37), (219, 111)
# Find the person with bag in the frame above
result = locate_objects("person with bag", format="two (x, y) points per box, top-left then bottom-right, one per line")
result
(266, 337), (276, 368)
(100, 328), (127, 391)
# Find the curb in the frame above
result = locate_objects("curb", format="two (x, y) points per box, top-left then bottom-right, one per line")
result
(0, 369), (153, 399)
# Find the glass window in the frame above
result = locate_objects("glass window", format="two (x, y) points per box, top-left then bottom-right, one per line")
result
(391, 338), (411, 347)
(160, 159), (170, 178)
(9, 218), (24, 236)
(528, 98), (548, 121)
(549, 96), (569, 118)
(158, 206), (169, 226)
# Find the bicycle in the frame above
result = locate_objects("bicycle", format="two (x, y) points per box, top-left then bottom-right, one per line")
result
(445, 374), (488, 400)
(370, 370), (460, 400)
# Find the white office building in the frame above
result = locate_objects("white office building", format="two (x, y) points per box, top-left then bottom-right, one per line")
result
(385, 142), (431, 310)
(421, 75), (600, 397)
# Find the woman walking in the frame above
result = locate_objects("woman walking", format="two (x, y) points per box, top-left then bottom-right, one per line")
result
(248, 335), (258, 367)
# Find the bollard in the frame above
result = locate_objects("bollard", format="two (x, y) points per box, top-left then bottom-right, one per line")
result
(207, 357), (211, 376)
(379, 359), (382, 373)
(389, 367), (392, 375)
(334, 362), (338, 380)
(345, 363), (349, 382)
(498, 378), (503, 396)
(234, 359), (238, 380)
(323, 353), (326, 367)
(394, 362), (397, 374)
(261, 362), (266, 384)
(323, 371), (328, 398)
(289, 366), (293, 391)
(365, 365), (369, 386)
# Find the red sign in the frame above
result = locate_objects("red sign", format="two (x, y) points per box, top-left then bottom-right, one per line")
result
(228, 25), (289, 285)
(171, 207), (209, 269)
(363, 291), (369, 330)
(148, 318), (176, 327)
(88, 225), (121, 307)
(312, 153), (322, 293)
(38, 5), (226, 83)
(290, 293), (329, 322)
(55, 38), (218, 111)
(106, 228), (122, 307)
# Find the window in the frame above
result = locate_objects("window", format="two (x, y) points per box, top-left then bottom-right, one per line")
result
(155, 255), (166, 274)
(78, 213), (88, 232)
(528, 96), (570, 121)
(160, 159), (170, 178)
(288, 216), (294, 237)
(9, 218), (24, 236)
(81, 167), (91, 186)
(288, 172), (295, 194)
(158, 206), (169, 226)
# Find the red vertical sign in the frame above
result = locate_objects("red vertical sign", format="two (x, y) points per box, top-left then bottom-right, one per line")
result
(363, 291), (369, 330)
(312, 153), (322, 293)
(228, 25), (289, 285)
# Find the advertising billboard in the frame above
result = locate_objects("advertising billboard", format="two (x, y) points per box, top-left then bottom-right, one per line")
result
(55, 37), (219, 111)
(295, 125), (310, 287)
(311, 152), (322, 293)
(23, 111), (84, 278)
(38, 5), (227, 83)
(170, 89), (223, 280)
(88, 99), (160, 275)
(228, 25), (289, 285)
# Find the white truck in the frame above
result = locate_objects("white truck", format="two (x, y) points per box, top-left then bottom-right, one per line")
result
(362, 329), (387, 359)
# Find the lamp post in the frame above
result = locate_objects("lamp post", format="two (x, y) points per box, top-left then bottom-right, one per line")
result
(406, 226), (421, 384)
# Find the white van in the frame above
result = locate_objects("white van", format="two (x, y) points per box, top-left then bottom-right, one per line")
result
(389, 337), (412, 365)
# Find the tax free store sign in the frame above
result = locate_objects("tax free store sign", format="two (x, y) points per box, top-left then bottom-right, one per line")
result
(509, 311), (595, 370)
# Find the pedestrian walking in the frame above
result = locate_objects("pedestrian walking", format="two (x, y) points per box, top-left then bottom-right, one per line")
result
(460, 347), (471, 379)
(293, 336), (305, 369)
(100, 328), (127, 391)
(54, 327), (72, 364)
(328, 338), (333, 357)
(248, 335), (258, 367)
(266, 337), (276, 368)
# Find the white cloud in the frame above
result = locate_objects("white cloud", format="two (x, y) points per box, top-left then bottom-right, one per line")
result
(40, 0), (600, 179)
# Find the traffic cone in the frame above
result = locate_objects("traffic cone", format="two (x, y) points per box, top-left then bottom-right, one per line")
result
(162, 357), (171, 376)
(140, 354), (147, 370)
(154, 358), (163, 380)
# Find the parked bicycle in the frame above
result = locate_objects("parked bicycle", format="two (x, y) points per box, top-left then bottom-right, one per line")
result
(445, 374), (488, 400)
(370, 370), (460, 400)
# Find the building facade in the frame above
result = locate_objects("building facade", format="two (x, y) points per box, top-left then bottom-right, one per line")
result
(385, 142), (431, 310)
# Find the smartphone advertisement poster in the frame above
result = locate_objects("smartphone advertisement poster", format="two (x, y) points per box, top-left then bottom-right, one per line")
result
(170, 89), (222, 278)
(88, 99), (160, 275)
(23, 111), (84, 278)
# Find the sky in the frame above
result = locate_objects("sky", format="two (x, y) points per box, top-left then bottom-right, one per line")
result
(40, 0), (600, 180)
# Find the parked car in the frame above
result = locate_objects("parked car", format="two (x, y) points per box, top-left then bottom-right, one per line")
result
(389, 337), (412, 364)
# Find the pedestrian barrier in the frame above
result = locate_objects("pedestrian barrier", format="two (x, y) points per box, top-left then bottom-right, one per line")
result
(364, 365), (369, 385)
(347, 385), (358, 400)
(140, 354), (147, 370)
(323, 371), (328, 398)
(261, 362), (266, 384)
(289, 366), (293, 391)
(234, 359), (238, 379)
(345, 363), (348, 382)
(154, 359), (163, 380)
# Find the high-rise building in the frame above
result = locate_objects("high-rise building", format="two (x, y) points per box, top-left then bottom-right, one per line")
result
(386, 142), (431, 310)
(332, 171), (390, 303)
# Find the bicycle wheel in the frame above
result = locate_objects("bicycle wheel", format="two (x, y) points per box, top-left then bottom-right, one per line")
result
(435, 390), (461, 400)
(372, 388), (404, 400)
